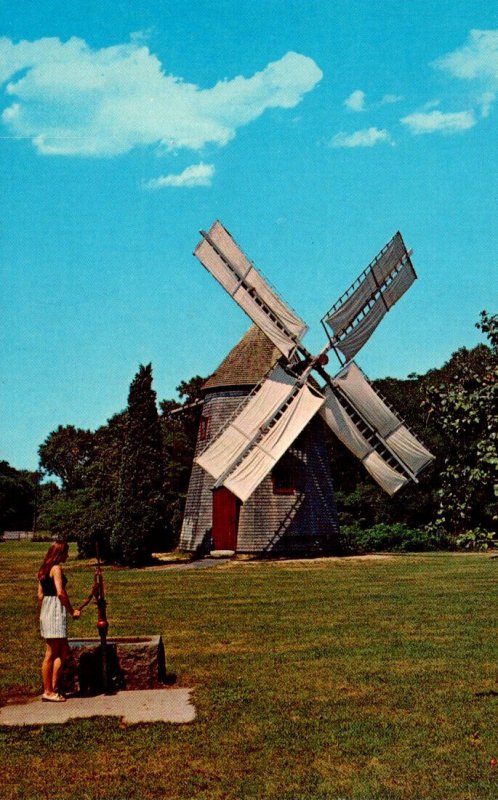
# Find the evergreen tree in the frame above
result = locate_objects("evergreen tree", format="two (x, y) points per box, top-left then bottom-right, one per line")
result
(159, 374), (206, 546)
(110, 364), (168, 565)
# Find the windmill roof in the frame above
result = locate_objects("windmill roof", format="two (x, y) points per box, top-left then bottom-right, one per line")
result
(203, 325), (281, 391)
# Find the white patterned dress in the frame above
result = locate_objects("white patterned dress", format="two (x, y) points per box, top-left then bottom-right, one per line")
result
(39, 572), (68, 639)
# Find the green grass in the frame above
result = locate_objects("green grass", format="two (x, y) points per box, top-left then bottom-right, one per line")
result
(1, 542), (498, 800)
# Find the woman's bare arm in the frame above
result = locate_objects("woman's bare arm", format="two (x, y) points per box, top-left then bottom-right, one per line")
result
(51, 565), (79, 617)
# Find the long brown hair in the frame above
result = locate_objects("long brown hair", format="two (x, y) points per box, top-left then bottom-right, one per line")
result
(37, 541), (69, 581)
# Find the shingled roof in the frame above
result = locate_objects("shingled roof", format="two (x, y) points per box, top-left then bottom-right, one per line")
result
(203, 325), (281, 391)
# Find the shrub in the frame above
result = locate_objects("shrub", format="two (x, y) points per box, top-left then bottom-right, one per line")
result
(455, 528), (497, 551)
(343, 523), (450, 553)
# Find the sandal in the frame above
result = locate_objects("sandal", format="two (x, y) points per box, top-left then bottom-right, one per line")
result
(42, 693), (66, 702)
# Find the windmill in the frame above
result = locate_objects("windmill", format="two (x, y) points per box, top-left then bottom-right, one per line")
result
(179, 221), (434, 556)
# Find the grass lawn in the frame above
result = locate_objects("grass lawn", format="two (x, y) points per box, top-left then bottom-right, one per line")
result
(1, 542), (497, 800)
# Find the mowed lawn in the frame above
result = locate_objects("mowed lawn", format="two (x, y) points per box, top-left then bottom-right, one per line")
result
(1, 542), (497, 800)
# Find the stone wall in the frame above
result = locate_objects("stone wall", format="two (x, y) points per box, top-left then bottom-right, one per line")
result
(63, 636), (167, 695)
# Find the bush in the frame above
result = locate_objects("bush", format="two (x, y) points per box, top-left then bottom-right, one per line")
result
(342, 523), (450, 553)
(455, 528), (497, 551)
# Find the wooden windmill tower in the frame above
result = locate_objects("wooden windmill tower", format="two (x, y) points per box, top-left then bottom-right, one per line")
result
(179, 221), (434, 556)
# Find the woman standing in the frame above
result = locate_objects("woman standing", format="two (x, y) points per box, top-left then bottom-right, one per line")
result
(38, 541), (80, 702)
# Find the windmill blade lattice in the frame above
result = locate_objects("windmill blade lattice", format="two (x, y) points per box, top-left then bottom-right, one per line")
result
(321, 232), (416, 364)
(319, 362), (433, 495)
(195, 220), (307, 360)
(193, 220), (434, 499)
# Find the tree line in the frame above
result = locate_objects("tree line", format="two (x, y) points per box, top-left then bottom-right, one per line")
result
(1, 312), (496, 564)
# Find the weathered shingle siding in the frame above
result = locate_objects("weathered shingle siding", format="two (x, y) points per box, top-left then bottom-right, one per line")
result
(180, 390), (340, 555)
(179, 391), (246, 553)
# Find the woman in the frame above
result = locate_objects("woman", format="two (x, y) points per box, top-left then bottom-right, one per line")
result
(38, 541), (81, 702)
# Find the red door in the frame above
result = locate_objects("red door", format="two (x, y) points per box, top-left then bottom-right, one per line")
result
(212, 488), (240, 551)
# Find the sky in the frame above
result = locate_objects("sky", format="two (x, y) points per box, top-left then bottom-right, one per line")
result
(1, 0), (497, 471)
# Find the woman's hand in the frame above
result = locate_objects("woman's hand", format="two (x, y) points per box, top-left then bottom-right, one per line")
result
(72, 609), (81, 619)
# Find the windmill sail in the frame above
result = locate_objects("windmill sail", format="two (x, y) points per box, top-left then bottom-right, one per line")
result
(195, 220), (308, 359)
(362, 452), (410, 496)
(196, 364), (299, 481)
(192, 221), (433, 507)
(223, 383), (325, 502)
(319, 386), (409, 495)
(320, 362), (434, 494)
(322, 232), (416, 362)
(196, 362), (325, 502)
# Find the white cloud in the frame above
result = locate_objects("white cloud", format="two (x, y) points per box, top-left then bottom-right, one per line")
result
(423, 99), (441, 111)
(400, 109), (477, 134)
(330, 127), (392, 148)
(144, 162), (214, 189)
(392, 30), (498, 140)
(434, 29), (498, 82)
(479, 91), (496, 117)
(0, 37), (322, 157)
(344, 89), (365, 112)
(433, 29), (498, 118)
(380, 93), (404, 105)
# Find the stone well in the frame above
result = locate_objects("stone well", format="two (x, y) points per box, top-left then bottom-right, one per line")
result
(63, 635), (167, 695)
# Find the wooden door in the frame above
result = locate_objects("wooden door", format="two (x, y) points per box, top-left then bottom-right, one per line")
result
(212, 488), (240, 551)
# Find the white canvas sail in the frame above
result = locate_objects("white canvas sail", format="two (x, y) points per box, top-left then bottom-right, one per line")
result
(195, 221), (308, 359)
(195, 364), (298, 480)
(320, 386), (410, 495)
(223, 383), (325, 502)
(323, 232), (415, 360)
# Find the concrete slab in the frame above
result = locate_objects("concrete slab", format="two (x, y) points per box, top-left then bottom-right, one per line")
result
(0, 688), (196, 726)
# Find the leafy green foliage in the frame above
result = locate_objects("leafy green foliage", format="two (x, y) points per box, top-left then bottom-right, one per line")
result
(330, 311), (497, 545)
(342, 522), (449, 553)
(0, 461), (37, 531)
(38, 425), (94, 492)
(455, 528), (498, 551)
(110, 364), (169, 565)
(36, 370), (204, 563)
(31, 529), (55, 542)
(159, 374), (204, 546)
(37, 414), (127, 557)
(38, 489), (91, 541)
(424, 311), (498, 536)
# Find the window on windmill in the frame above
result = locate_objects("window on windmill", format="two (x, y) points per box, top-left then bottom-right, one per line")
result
(199, 415), (210, 441)
(272, 454), (296, 495)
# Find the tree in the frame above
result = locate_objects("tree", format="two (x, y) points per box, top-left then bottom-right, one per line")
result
(424, 311), (498, 536)
(159, 374), (206, 546)
(38, 426), (94, 492)
(75, 411), (128, 558)
(0, 461), (36, 531)
(110, 364), (168, 565)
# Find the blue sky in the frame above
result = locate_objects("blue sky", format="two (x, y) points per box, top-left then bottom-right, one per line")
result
(1, 0), (497, 470)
